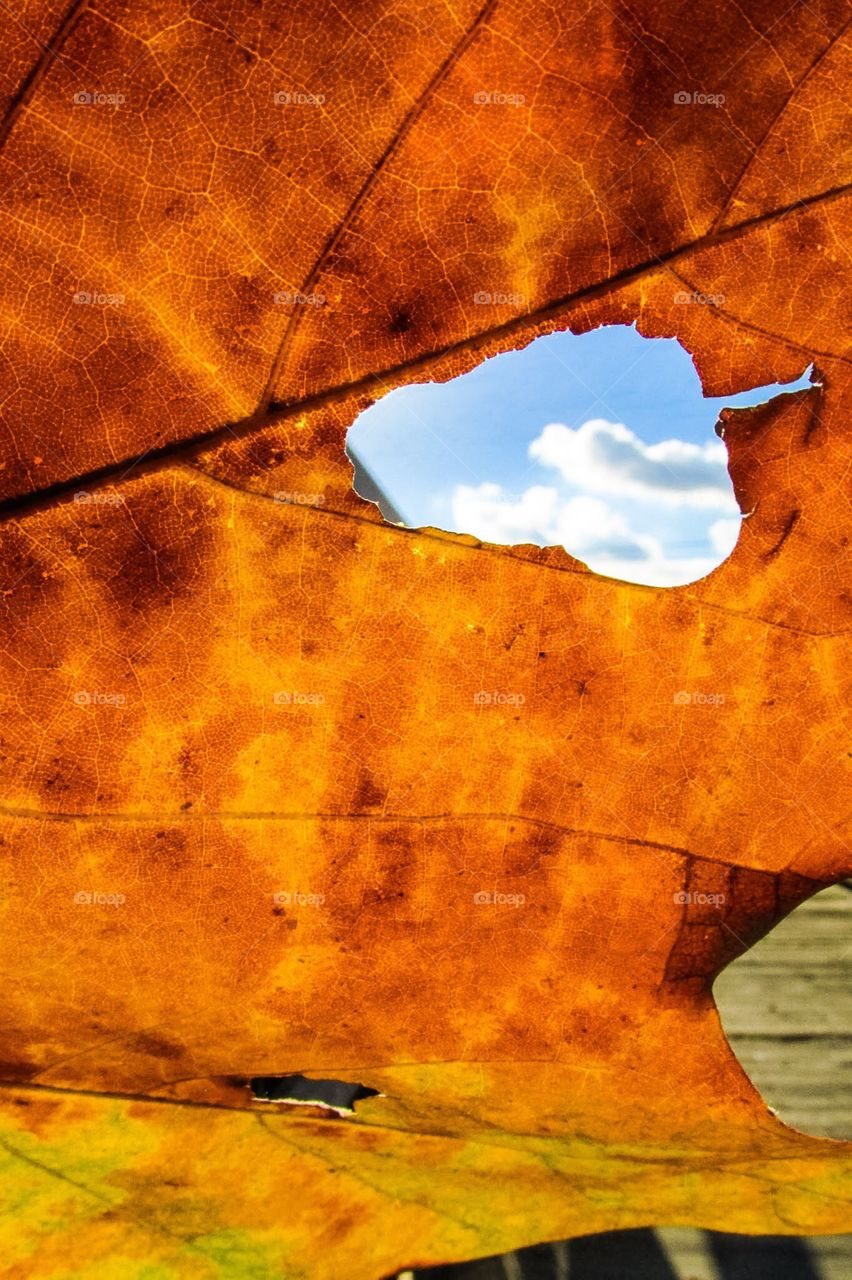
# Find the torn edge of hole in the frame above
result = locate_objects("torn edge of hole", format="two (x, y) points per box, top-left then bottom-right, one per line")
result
(246, 1073), (381, 1115)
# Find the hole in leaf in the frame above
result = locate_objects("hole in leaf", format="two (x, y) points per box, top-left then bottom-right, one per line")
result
(248, 1073), (380, 1114)
(714, 882), (851, 1139)
(347, 325), (811, 587)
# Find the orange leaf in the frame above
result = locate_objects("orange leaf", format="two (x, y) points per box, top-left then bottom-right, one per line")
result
(0, 2), (849, 1274)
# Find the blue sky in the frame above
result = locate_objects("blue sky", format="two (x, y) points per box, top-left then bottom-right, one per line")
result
(347, 325), (810, 586)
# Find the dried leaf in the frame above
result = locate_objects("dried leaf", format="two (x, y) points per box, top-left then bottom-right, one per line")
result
(0, 1), (850, 1275)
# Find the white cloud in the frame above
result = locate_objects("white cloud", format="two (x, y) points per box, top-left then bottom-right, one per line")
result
(450, 482), (741, 587)
(451, 483), (560, 546)
(549, 495), (659, 562)
(448, 417), (743, 587)
(582, 552), (723, 587)
(708, 516), (741, 557)
(452, 485), (655, 559)
(529, 418), (738, 509)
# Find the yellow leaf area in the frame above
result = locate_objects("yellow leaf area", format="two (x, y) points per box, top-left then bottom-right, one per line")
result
(0, 0), (850, 1274)
(0, 1074), (847, 1280)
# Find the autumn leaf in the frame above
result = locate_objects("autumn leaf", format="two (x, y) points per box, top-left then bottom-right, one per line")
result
(0, 1), (850, 1276)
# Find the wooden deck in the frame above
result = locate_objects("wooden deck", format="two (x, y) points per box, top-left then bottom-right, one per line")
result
(716, 881), (850, 1142)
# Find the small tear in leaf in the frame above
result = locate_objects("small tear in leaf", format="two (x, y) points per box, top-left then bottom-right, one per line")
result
(248, 1074), (380, 1114)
